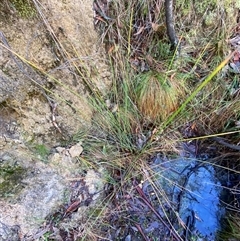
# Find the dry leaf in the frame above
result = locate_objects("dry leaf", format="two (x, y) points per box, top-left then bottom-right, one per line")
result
(151, 22), (165, 33)
(134, 26), (145, 36)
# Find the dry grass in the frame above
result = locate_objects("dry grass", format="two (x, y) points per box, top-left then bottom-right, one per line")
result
(90, 0), (240, 239)
(135, 71), (186, 122)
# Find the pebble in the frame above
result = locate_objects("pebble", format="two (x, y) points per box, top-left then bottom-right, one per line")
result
(68, 143), (83, 158)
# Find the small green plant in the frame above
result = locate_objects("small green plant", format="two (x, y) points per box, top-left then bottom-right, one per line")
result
(34, 144), (50, 162)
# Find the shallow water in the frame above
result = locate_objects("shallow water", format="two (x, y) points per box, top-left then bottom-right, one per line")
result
(179, 164), (224, 240)
(150, 156), (224, 240)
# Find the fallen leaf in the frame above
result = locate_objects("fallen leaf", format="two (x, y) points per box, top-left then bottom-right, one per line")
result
(134, 26), (145, 36)
(65, 200), (81, 215)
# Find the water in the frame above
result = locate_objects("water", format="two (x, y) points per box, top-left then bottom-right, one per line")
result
(179, 165), (224, 240)
(150, 155), (224, 240)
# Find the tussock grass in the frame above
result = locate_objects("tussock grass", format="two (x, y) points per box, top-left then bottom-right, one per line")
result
(90, 0), (240, 239)
(135, 71), (185, 122)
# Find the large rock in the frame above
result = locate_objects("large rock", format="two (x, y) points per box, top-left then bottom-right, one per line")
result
(0, 0), (109, 239)
(0, 0), (111, 145)
(0, 137), (66, 236)
(0, 137), (105, 239)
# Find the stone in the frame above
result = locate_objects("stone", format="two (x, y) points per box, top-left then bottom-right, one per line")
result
(69, 143), (83, 158)
(0, 222), (20, 241)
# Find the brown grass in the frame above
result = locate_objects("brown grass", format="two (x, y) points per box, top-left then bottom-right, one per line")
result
(135, 71), (185, 122)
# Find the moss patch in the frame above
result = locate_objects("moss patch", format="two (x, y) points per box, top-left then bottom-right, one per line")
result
(4, 0), (36, 18)
(0, 164), (27, 199)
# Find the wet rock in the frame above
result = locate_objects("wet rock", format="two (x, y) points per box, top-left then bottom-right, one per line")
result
(179, 165), (224, 241)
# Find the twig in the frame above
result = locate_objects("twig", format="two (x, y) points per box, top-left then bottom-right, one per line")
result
(212, 137), (240, 151)
(135, 223), (150, 241)
(42, 93), (63, 135)
(134, 181), (181, 241)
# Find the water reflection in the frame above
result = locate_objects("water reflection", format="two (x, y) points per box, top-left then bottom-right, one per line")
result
(150, 156), (224, 240)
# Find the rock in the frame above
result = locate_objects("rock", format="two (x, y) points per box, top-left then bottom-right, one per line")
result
(0, 142), (67, 236)
(0, 0), (110, 239)
(148, 155), (224, 241)
(85, 169), (105, 196)
(56, 147), (66, 154)
(0, 222), (20, 241)
(69, 143), (83, 158)
(0, 0), (111, 145)
(57, 168), (105, 233)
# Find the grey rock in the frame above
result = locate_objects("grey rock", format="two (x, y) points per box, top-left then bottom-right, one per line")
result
(0, 222), (20, 241)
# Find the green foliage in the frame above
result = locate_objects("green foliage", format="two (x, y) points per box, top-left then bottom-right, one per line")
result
(34, 144), (50, 161)
(90, 92), (139, 154)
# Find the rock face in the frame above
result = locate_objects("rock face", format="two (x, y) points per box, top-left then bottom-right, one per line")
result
(0, 0), (109, 239)
(0, 221), (20, 241)
(0, 137), (66, 236)
(0, 0), (111, 145)
(0, 137), (105, 238)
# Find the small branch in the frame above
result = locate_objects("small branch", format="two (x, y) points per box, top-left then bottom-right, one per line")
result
(165, 0), (178, 48)
(134, 182), (181, 241)
(212, 137), (240, 151)
(135, 223), (150, 241)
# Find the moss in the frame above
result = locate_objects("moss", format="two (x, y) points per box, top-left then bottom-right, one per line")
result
(204, 11), (217, 27)
(33, 144), (50, 162)
(194, 1), (217, 15)
(176, 0), (239, 19)
(8, 0), (36, 18)
(34, 144), (50, 157)
(0, 165), (27, 199)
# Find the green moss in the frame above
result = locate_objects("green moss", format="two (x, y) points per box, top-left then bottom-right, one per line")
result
(204, 12), (217, 27)
(195, 1), (217, 15)
(176, 0), (239, 18)
(10, 0), (36, 18)
(0, 165), (27, 198)
(34, 144), (50, 161)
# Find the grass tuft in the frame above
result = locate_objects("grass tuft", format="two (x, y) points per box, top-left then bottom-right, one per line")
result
(135, 70), (185, 122)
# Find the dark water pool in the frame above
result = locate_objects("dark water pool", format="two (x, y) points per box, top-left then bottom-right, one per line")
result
(149, 155), (224, 240)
